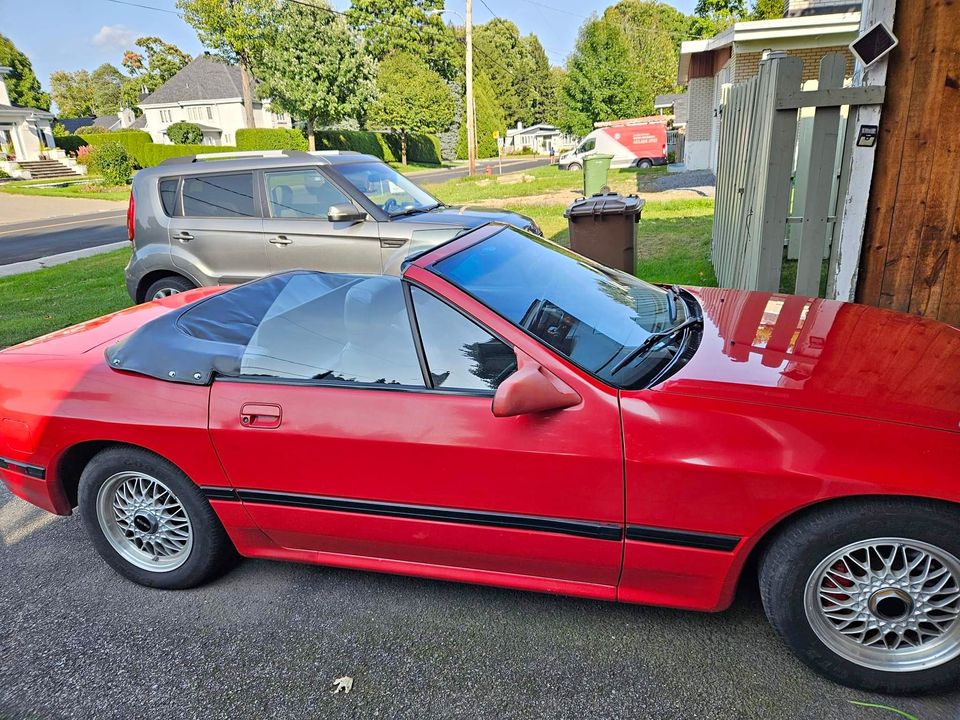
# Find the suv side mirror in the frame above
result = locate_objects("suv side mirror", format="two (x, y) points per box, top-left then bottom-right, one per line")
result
(492, 349), (581, 418)
(328, 203), (367, 223)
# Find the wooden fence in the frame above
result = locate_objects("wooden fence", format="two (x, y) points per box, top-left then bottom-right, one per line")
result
(712, 52), (885, 295)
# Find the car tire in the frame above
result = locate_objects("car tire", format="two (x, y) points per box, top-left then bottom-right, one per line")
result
(567, 163), (582, 171)
(638, 159), (653, 169)
(759, 498), (960, 694)
(78, 446), (238, 589)
(144, 275), (195, 302)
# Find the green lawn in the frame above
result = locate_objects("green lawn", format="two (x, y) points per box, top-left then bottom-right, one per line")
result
(0, 176), (129, 202)
(0, 249), (132, 348)
(423, 165), (666, 204)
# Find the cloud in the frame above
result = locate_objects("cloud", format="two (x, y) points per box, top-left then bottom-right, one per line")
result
(91, 25), (138, 49)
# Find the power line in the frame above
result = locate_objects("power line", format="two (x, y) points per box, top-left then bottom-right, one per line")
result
(102, 0), (182, 15)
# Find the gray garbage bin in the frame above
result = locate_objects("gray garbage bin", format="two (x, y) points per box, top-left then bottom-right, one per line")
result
(563, 193), (645, 273)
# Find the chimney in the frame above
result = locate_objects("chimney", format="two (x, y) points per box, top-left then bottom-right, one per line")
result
(0, 67), (12, 106)
(118, 108), (135, 128)
(516, 121), (523, 130)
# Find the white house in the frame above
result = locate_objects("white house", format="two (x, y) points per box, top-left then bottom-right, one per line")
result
(0, 66), (56, 162)
(678, 8), (861, 171)
(139, 55), (291, 146)
(503, 123), (577, 156)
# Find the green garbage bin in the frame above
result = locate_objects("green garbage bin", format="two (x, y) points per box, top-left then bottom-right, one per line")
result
(583, 153), (614, 197)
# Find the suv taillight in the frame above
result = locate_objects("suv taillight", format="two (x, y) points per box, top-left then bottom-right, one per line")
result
(126, 191), (135, 243)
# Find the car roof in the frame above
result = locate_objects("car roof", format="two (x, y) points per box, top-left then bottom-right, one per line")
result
(136, 150), (385, 179)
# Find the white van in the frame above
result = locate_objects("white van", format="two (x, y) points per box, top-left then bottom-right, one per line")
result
(558, 120), (668, 171)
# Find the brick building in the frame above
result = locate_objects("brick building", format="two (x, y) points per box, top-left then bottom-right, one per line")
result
(677, 8), (860, 172)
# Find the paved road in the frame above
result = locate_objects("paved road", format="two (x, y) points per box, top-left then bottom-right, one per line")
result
(0, 211), (127, 265)
(413, 157), (551, 184)
(1, 484), (957, 720)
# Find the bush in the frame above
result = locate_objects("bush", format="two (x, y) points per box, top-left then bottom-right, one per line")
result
(75, 125), (107, 134)
(76, 145), (94, 165)
(51, 122), (70, 138)
(166, 121), (203, 145)
(314, 130), (441, 165)
(55, 134), (87, 155)
(236, 128), (307, 151)
(91, 142), (132, 186)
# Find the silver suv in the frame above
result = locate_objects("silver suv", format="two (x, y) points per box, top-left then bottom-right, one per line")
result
(125, 150), (541, 302)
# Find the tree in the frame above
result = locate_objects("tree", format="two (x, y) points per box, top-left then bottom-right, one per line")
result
(0, 34), (50, 110)
(605, 0), (689, 102)
(369, 52), (455, 165)
(751, 0), (785, 20)
(456, 70), (504, 160)
(167, 121), (203, 144)
(690, 0), (746, 37)
(521, 35), (557, 124)
(257, 0), (375, 151)
(177, 0), (276, 128)
(473, 19), (534, 127)
(120, 36), (192, 110)
(544, 66), (567, 126)
(91, 64), (125, 116)
(50, 70), (97, 117)
(347, 0), (459, 81)
(561, 19), (647, 136)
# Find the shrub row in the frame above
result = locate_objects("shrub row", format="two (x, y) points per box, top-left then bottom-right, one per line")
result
(236, 128), (307, 151)
(55, 127), (442, 168)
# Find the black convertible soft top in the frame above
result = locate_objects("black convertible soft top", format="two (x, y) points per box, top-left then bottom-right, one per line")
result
(105, 272), (360, 385)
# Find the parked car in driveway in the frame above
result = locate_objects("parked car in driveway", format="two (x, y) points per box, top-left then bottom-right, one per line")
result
(3, 223), (960, 695)
(124, 150), (541, 302)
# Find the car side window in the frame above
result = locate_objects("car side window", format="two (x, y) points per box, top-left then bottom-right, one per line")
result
(410, 286), (517, 392)
(158, 177), (180, 216)
(182, 172), (257, 218)
(237, 274), (425, 387)
(265, 169), (351, 219)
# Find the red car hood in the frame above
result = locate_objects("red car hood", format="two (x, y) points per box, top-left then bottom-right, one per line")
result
(657, 288), (960, 434)
(2, 287), (224, 356)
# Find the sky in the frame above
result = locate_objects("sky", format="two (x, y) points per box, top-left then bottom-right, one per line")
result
(1, 0), (698, 100)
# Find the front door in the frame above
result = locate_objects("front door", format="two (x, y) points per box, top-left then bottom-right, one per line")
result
(169, 170), (266, 284)
(207, 273), (624, 592)
(261, 168), (382, 275)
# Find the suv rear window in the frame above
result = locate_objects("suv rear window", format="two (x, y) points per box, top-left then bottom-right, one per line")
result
(182, 172), (257, 218)
(158, 178), (179, 216)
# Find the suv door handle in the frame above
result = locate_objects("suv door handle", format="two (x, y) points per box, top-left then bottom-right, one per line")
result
(269, 235), (293, 246)
(380, 239), (406, 249)
(240, 403), (282, 429)
(172, 231), (193, 242)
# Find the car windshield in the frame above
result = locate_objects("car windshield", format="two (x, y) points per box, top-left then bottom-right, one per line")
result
(338, 162), (440, 217)
(430, 227), (694, 389)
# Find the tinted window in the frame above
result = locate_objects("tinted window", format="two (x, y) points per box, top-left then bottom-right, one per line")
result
(237, 274), (424, 386)
(182, 173), (257, 217)
(432, 228), (682, 389)
(412, 287), (516, 391)
(337, 162), (440, 217)
(158, 178), (179, 216)
(265, 169), (351, 218)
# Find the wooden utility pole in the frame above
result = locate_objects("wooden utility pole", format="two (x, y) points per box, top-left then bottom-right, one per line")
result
(465, 0), (477, 176)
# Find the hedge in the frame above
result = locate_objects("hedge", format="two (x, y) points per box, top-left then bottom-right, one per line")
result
(82, 131), (153, 167)
(314, 130), (441, 165)
(55, 135), (87, 155)
(236, 128), (307, 151)
(138, 143), (237, 167)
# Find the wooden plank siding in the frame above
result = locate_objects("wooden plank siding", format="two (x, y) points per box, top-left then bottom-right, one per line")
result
(856, 0), (960, 326)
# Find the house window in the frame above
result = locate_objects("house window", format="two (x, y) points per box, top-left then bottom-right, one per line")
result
(206, 106), (213, 120)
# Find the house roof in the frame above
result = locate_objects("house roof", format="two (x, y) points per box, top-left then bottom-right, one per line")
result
(140, 55), (257, 106)
(0, 103), (54, 120)
(678, 11), (861, 83)
(506, 123), (560, 138)
(59, 117), (96, 132)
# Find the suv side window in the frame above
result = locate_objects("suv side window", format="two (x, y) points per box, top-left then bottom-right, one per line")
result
(158, 177), (180, 216)
(265, 169), (351, 218)
(182, 172), (257, 218)
(410, 286), (517, 392)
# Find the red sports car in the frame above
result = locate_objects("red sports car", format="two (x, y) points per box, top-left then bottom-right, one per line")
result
(2, 224), (959, 694)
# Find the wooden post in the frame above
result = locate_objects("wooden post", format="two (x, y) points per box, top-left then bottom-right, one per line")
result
(794, 53), (847, 296)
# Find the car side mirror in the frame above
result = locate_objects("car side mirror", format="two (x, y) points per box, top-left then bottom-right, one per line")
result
(328, 203), (366, 223)
(492, 349), (581, 418)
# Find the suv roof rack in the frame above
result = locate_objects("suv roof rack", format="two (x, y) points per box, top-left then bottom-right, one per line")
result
(159, 149), (364, 166)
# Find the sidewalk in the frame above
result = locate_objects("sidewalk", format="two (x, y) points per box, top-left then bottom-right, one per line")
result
(0, 193), (125, 226)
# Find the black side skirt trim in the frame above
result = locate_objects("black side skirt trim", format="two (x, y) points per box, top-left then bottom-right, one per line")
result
(626, 525), (741, 552)
(0, 456), (46, 480)
(204, 486), (622, 541)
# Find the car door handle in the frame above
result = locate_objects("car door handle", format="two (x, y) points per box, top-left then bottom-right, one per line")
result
(172, 231), (193, 242)
(380, 239), (406, 249)
(269, 235), (293, 246)
(240, 403), (282, 429)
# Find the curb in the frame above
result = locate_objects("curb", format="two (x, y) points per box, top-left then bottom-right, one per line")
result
(0, 242), (129, 279)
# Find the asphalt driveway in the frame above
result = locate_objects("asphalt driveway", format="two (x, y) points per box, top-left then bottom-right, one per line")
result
(1, 483), (958, 720)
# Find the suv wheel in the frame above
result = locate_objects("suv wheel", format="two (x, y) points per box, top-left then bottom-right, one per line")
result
(144, 275), (196, 302)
